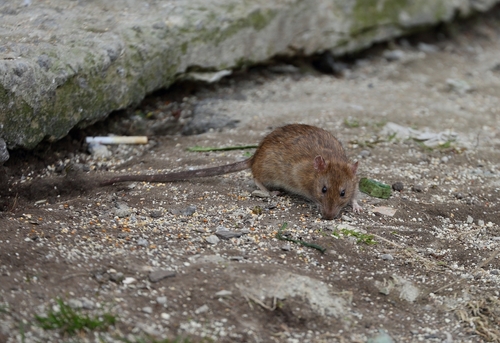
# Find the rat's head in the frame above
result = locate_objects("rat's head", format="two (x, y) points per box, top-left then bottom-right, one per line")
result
(312, 155), (358, 220)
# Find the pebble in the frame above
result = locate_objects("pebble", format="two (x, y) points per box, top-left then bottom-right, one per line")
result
(417, 42), (438, 53)
(367, 329), (395, 343)
(205, 235), (220, 245)
(137, 238), (149, 247)
(381, 254), (394, 261)
(441, 156), (449, 163)
(478, 220), (484, 226)
(215, 228), (244, 240)
(215, 290), (232, 298)
(454, 192), (464, 199)
(149, 270), (176, 283)
(359, 150), (371, 158)
(446, 78), (472, 94)
(281, 244), (291, 251)
(149, 210), (163, 218)
(156, 296), (168, 306)
(181, 205), (197, 216)
(383, 49), (405, 61)
(161, 313), (171, 320)
(195, 304), (209, 314)
(142, 306), (153, 314)
(392, 182), (404, 192)
(122, 277), (137, 285)
(466, 216), (473, 224)
(412, 184), (424, 192)
(252, 190), (270, 198)
(109, 272), (124, 283)
(114, 202), (131, 218)
(88, 143), (112, 159)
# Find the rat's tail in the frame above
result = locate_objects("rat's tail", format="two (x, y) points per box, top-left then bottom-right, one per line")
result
(100, 159), (251, 186)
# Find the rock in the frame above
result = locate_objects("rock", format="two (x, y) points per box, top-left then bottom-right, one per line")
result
(215, 290), (232, 298)
(215, 228), (244, 240)
(114, 202), (131, 218)
(0, 138), (9, 164)
(195, 304), (209, 314)
(136, 238), (149, 247)
(467, 215), (473, 224)
(181, 205), (197, 216)
(149, 270), (176, 283)
(122, 277), (136, 285)
(383, 49), (405, 61)
(417, 42), (439, 53)
(392, 182), (404, 192)
(446, 78), (473, 94)
(142, 307), (153, 314)
(205, 235), (220, 245)
(359, 150), (371, 158)
(252, 190), (270, 198)
(1, 1), (498, 150)
(381, 254), (394, 260)
(156, 296), (168, 306)
(109, 272), (124, 283)
(88, 143), (112, 159)
(367, 329), (395, 343)
(149, 210), (163, 218)
(412, 184), (424, 192)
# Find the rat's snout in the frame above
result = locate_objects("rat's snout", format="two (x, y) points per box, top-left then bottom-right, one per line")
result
(320, 206), (341, 220)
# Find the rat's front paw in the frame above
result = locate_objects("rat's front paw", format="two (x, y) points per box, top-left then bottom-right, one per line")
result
(351, 200), (362, 213)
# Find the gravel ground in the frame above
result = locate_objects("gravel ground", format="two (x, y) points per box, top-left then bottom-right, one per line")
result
(1, 11), (500, 343)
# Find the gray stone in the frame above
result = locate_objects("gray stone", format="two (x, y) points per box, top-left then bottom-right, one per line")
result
(1, 0), (497, 152)
(195, 304), (209, 314)
(205, 235), (220, 245)
(114, 202), (131, 218)
(381, 254), (394, 261)
(149, 270), (176, 283)
(0, 138), (9, 164)
(137, 238), (149, 247)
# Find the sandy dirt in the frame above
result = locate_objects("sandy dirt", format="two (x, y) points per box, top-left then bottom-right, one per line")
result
(0, 10), (500, 343)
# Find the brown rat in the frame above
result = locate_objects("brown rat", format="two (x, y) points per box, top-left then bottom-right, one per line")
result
(101, 124), (361, 219)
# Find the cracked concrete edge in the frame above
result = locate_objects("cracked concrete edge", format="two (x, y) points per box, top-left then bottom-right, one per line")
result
(0, 0), (498, 151)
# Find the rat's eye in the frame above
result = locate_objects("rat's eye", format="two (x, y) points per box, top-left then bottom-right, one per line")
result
(340, 189), (346, 197)
(322, 186), (327, 194)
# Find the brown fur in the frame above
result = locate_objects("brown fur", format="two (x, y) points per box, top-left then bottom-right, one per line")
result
(101, 124), (360, 219)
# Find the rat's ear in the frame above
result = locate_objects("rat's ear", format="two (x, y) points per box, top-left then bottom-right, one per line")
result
(314, 155), (327, 172)
(351, 161), (359, 174)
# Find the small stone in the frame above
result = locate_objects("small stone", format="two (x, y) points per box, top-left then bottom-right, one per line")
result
(161, 313), (171, 320)
(441, 156), (449, 163)
(114, 202), (131, 218)
(149, 270), (176, 283)
(156, 296), (168, 306)
(181, 205), (197, 216)
(252, 190), (270, 198)
(478, 220), (484, 226)
(417, 42), (438, 53)
(195, 304), (209, 314)
(454, 192), (464, 199)
(205, 235), (220, 245)
(117, 232), (128, 239)
(137, 238), (149, 247)
(142, 307), (153, 314)
(381, 254), (394, 261)
(80, 298), (94, 310)
(109, 272), (124, 283)
(491, 269), (499, 275)
(150, 210), (163, 218)
(215, 228), (243, 240)
(215, 290), (232, 298)
(122, 277), (136, 285)
(281, 244), (291, 251)
(68, 299), (83, 309)
(467, 215), (473, 224)
(383, 49), (405, 61)
(367, 329), (395, 343)
(391, 182), (404, 192)
(88, 143), (112, 159)
(359, 150), (371, 158)
(447, 78), (472, 94)
(412, 184), (424, 192)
